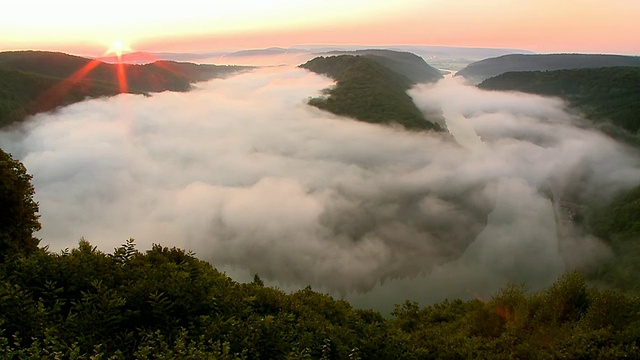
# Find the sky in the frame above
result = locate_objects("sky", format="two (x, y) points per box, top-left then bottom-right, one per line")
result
(2, 0), (639, 56)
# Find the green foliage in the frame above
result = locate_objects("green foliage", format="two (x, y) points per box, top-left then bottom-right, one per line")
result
(1, 240), (640, 358)
(532, 272), (590, 324)
(585, 184), (640, 292)
(321, 49), (443, 83)
(389, 273), (640, 359)
(0, 149), (40, 258)
(0, 237), (411, 358)
(479, 67), (640, 137)
(589, 184), (640, 242)
(300, 55), (441, 131)
(134, 330), (246, 359)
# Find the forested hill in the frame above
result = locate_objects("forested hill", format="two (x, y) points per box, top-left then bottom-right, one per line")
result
(478, 67), (640, 137)
(322, 49), (444, 83)
(457, 53), (640, 83)
(0, 51), (248, 128)
(300, 55), (441, 131)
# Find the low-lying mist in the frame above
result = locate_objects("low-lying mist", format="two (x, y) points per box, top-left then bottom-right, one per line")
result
(2, 67), (639, 311)
(348, 78), (640, 310)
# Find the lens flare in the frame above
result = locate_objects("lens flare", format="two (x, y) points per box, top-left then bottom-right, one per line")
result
(105, 39), (132, 60)
(113, 40), (123, 57)
(104, 40), (130, 93)
(32, 59), (102, 112)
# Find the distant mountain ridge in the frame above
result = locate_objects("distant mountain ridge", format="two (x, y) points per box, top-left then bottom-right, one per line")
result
(93, 45), (533, 67)
(458, 54), (640, 83)
(300, 53), (441, 131)
(96, 47), (310, 64)
(0, 51), (248, 128)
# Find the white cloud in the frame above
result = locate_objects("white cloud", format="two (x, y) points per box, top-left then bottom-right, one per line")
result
(2, 68), (639, 309)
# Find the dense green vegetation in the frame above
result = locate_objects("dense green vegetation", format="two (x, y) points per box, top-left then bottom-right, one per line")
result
(3, 242), (640, 359)
(0, 150), (40, 257)
(585, 184), (640, 292)
(2, 148), (640, 358)
(0, 51), (247, 128)
(479, 67), (640, 137)
(458, 53), (640, 83)
(322, 49), (443, 83)
(300, 55), (441, 131)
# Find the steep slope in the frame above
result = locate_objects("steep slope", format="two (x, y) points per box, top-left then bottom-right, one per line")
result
(458, 53), (640, 83)
(300, 55), (441, 131)
(0, 51), (248, 127)
(323, 49), (444, 83)
(586, 184), (640, 292)
(478, 67), (640, 137)
(0, 68), (121, 127)
(479, 67), (640, 291)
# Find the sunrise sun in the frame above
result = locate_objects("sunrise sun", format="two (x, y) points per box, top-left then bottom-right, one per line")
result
(113, 40), (123, 56)
(106, 39), (131, 58)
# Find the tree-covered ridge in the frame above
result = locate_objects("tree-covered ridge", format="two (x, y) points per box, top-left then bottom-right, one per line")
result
(478, 67), (640, 136)
(321, 49), (444, 83)
(457, 53), (640, 83)
(0, 51), (249, 128)
(1, 239), (397, 359)
(0, 51), (248, 91)
(2, 241), (640, 358)
(0, 68), (121, 128)
(300, 55), (441, 131)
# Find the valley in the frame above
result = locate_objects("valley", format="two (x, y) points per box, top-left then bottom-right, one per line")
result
(1, 45), (640, 358)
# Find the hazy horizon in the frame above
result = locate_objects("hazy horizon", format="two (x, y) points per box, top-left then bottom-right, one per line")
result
(2, 1), (639, 57)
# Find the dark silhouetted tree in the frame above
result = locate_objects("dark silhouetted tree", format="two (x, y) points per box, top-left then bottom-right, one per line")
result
(0, 148), (40, 258)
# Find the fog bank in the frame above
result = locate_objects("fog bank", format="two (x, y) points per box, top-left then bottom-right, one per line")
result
(2, 69), (639, 308)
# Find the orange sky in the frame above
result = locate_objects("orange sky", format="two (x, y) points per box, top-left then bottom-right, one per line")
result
(2, 0), (639, 56)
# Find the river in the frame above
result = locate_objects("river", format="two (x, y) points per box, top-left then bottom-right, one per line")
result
(347, 80), (565, 312)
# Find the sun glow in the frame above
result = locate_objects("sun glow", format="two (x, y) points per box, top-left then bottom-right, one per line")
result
(105, 39), (132, 58)
(113, 40), (123, 57)
(100, 40), (131, 93)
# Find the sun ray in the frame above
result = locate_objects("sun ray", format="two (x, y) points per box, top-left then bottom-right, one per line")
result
(113, 40), (123, 57)
(116, 61), (128, 93)
(105, 40), (130, 93)
(31, 39), (215, 112)
(33, 58), (103, 112)
(34, 40), (135, 111)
